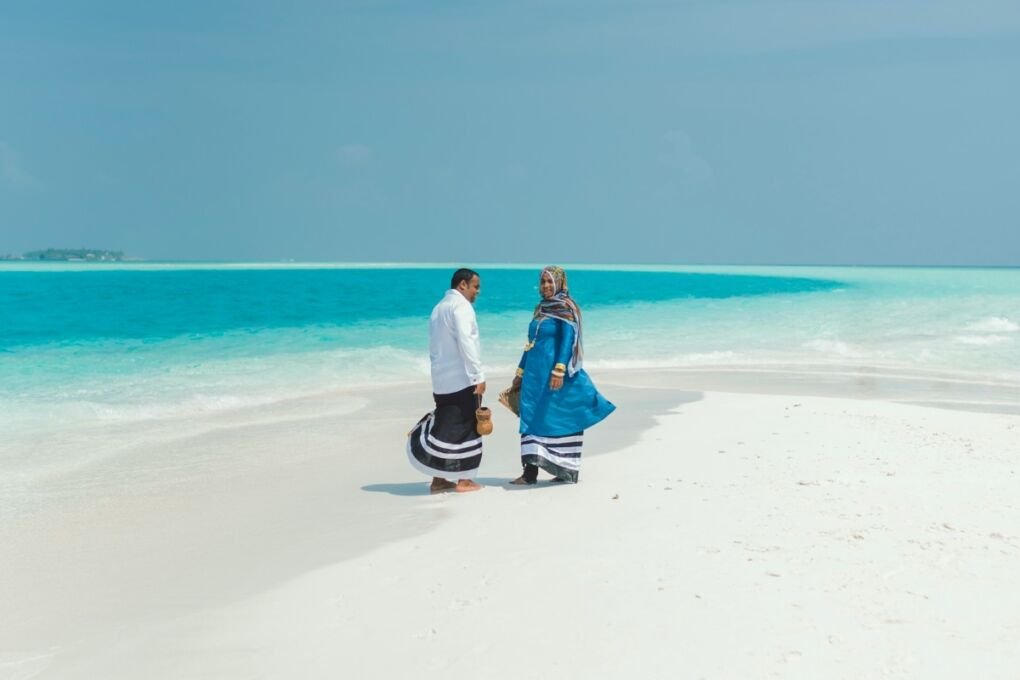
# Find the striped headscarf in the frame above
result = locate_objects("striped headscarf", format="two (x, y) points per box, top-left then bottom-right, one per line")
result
(533, 266), (584, 376)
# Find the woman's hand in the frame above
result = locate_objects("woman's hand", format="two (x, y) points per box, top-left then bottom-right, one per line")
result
(549, 374), (564, 391)
(512, 376), (522, 389)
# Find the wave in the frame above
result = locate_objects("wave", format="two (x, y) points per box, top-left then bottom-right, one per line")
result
(0, 344), (429, 436)
(802, 339), (868, 358)
(966, 317), (1019, 333)
(954, 335), (1013, 347)
(585, 351), (742, 370)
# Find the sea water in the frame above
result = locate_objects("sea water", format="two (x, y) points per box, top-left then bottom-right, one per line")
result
(1, 263), (1018, 510)
(2, 263), (1018, 424)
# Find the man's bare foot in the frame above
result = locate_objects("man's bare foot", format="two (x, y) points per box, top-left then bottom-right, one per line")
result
(430, 479), (457, 494)
(455, 479), (482, 493)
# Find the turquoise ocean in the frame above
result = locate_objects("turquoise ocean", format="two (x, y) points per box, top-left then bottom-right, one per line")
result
(1, 263), (1018, 511)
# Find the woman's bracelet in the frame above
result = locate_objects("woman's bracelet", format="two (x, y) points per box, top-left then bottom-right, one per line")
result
(515, 368), (525, 378)
(553, 363), (567, 372)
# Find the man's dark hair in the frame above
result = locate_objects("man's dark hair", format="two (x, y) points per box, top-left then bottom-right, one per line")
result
(451, 268), (479, 289)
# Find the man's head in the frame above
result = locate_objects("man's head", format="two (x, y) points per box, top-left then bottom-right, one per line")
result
(451, 268), (481, 304)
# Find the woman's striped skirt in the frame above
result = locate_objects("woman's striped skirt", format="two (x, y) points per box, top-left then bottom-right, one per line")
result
(521, 432), (584, 483)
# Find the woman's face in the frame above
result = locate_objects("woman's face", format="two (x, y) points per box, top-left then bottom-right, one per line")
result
(539, 274), (555, 299)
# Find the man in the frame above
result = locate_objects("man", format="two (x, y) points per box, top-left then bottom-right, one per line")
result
(406, 268), (486, 493)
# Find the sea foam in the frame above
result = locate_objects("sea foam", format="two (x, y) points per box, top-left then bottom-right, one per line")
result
(966, 317), (1019, 333)
(954, 335), (1012, 347)
(802, 338), (867, 358)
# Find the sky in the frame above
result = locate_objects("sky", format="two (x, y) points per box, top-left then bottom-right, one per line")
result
(1, 0), (1019, 265)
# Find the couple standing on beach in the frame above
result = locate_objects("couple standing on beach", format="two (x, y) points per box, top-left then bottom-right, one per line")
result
(406, 267), (616, 493)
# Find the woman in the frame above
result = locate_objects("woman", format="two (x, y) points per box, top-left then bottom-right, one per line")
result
(510, 266), (615, 485)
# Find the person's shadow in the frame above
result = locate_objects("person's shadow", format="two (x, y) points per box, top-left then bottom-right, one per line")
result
(362, 477), (515, 496)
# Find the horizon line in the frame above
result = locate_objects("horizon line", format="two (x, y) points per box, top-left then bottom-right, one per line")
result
(1, 259), (1019, 271)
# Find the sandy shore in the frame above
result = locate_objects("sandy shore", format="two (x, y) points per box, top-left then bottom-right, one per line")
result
(2, 368), (1019, 679)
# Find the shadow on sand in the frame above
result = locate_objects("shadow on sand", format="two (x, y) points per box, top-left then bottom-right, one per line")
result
(365, 386), (702, 497)
(361, 476), (575, 496)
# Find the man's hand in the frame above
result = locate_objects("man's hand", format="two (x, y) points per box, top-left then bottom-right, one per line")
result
(474, 382), (486, 395)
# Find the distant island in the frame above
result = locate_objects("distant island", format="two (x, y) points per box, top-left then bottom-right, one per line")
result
(1, 248), (126, 262)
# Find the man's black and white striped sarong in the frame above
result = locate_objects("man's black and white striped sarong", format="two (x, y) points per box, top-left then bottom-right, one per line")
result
(407, 386), (482, 479)
(521, 432), (584, 483)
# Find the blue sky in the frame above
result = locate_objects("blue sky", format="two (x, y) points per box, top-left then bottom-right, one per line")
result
(1, 1), (1019, 264)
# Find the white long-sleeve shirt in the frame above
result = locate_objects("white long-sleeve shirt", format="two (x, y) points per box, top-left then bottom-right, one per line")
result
(429, 289), (484, 395)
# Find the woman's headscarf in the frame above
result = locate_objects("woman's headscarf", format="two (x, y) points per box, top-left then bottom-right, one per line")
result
(534, 266), (584, 376)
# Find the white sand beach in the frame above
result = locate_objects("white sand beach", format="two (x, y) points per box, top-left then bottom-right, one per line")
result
(2, 369), (1019, 679)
